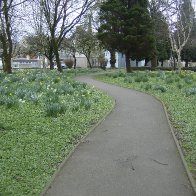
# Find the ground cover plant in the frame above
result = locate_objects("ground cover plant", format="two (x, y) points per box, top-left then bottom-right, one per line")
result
(0, 70), (114, 195)
(96, 70), (196, 179)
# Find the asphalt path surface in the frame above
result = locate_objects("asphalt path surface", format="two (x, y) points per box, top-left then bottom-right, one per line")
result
(43, 75), (195, 196)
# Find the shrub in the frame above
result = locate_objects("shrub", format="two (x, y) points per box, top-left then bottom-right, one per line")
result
(144, 84), (152, 91)
(134, 74), (149, 83)
(71, 103), (80, 112)
(53, 77), (61, 84)
(156, 71), (165, 78)
(118, 71), (126, 77)
(124, 77), (132, 83)
(83, 100), (92, 110)
(165, 77), (174, 84)
(184, 77), (193, 84)
(27, 74), (37, 82)
(153, 85), (167, 92)
(64, 59), (74, 69)
(45, 91), (59, 103)
(149, 72), (156, 77)
(174, 77), (180, 82)
(45, 102), (67, 117)
(177, 83), (183, 89)
(9, 75), (20, 83)
(112, 73), (119, 78)
(15, 88), (27, 99)
(25, 92), (39, 105)
(185, 87), (196, 96)
(0, 95), (19, 108)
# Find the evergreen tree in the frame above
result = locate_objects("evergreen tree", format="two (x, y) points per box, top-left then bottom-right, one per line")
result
(98, 0), (155, 72)
(181, 19), (196, 67)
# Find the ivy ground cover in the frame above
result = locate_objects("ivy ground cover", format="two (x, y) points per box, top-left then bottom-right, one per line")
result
(96, 70), (196, 179)
(0, 70), (113, 195)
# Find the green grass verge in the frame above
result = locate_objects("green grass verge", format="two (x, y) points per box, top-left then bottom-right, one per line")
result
(0, 70), (114, 195)
(96, 70), (196, 179)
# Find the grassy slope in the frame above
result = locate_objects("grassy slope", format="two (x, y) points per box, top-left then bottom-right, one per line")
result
(0, 70), (114, 195)
(96, 70), (196, 179)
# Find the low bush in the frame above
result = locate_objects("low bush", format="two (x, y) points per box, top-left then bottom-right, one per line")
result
(165, 76), (174, 84)
(185, 86), (196, 96)
(64, 59), (74, 68)
(153, 85), (167, 92)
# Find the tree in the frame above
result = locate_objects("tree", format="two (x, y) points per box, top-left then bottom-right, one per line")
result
(75, 25), (99, 68)
(61, 36), (77, 69)
(162, 0), (195, 70)
(0, 0), (31, 73)
(98, 0), (155, 72)
(25, 1), (55, 69)
(40, 0), (95, 72)
(181, 19), (196, 67)
(19, 33), (54, 68)
(151, 9), (171, 66)
(0, 0), (15, 73)
(149, 0), (171, 67)
(97, 0), (118, 68)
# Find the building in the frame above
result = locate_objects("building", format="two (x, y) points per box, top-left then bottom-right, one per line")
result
(0, 58), (42, 69)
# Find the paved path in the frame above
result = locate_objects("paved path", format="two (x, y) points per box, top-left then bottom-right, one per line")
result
(43, 76), (195, 196)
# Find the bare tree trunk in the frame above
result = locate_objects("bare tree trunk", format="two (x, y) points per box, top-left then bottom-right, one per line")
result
(0, 0), (13, 74)
(73, 54), (77, 69)
(151, 52), (158, 68)
(145, 58), (149, 66)
(49, 59), (54, 69)
(185, 60), (189, 67)
(52, 39), (62, 72)
(136, 60), (139, 67)
(125, 52), (132, 73)
(109, 49), (116, 68)
(86, 55), (92, 68)
(177, 52), (182, 71)
(3, 55), (12, 73)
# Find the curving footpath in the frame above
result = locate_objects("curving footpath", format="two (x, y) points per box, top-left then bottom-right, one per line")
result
(42, 75), (195, 196)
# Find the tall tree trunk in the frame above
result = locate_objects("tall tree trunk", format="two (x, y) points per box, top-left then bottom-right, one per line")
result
(0, 37), (12, 73)
(73, 54), (77, 69)
(109, 49), (116, 68)
(45, 50), (54, 70)
(86, 55), (92, 68)
(125, 52), (132, 73)
(49, 59), (54, 69)
(177, 52), (182, 71)
(171, 52), (176, 70)
(0, 15), (13, 73)
(161, 61), (164, 67)
(136, 60), (139, 67)
(151, 53), (158, 69)
(53, 42), (62, 72)
(145, 58), (149, 66)
(4, 55), (12, 73)
(185, 60), (189, 67)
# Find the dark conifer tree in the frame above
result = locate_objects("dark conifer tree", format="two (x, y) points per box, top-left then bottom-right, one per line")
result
(98, 0), (155, 72)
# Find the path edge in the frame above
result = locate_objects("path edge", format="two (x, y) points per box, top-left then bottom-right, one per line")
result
(95, 75), (196, 194)
(40, 97), (116, 196)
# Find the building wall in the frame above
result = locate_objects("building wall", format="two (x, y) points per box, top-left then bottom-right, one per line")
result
(0, 58), (42, 69)
(76, 57), (88, 68)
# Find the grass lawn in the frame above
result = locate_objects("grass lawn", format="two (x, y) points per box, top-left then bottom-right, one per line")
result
(96, 70), (196, 179)
(0, 69), (114, 195)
